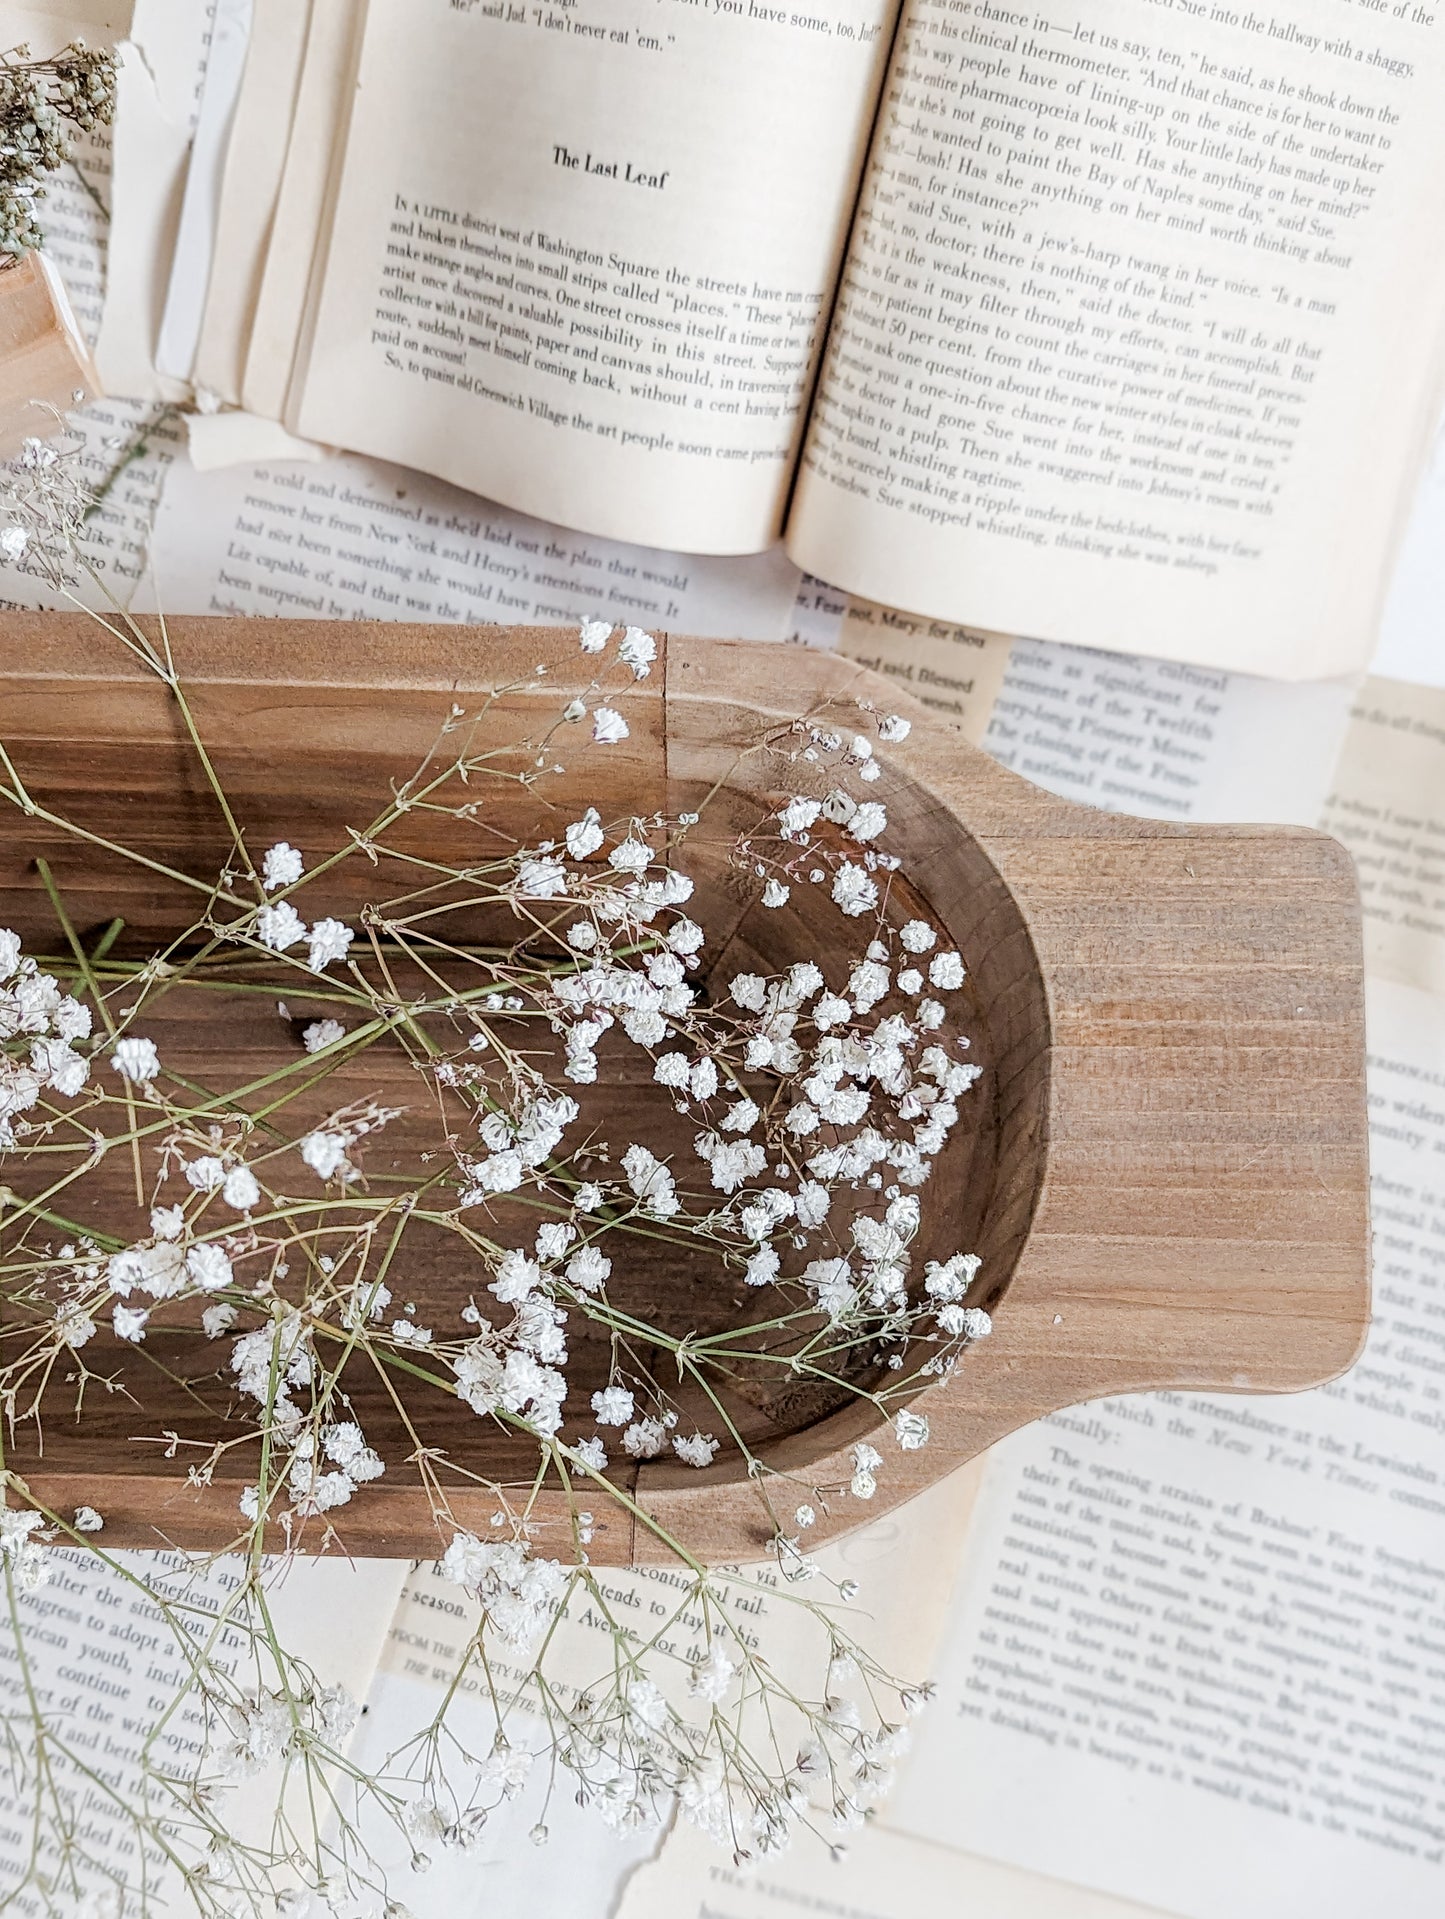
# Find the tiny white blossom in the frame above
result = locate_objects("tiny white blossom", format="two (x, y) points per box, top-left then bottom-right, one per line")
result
(73, 1506), (103, 1533)
(184, 1155), (226, 1192)
(850, 1441), (883, 1499)
(847, 802), (888, 844)
(573, 1436), (608, 1471)
(110, 1036), (160, 1083)
(608, 837), (652, 875)
(667, 918), (704, 955)
(303, 1018), (347, 1052)
(591, 1385), (634, 1426)
(795, 1503), (816, 1528)
(262, 843), (304, 890)
(900, 920), (936, 953)
(831, 865), (877, 918)
(113, 1304), (148, 1343)
(566, 921), (599, 950)
(688, 1643), (737, 1701)
(619, 626), (657, 677)
(762, 878), (790, 907)
(256, 902), (306, 952)
(186, 1243), (233, 1291)
(55, 1306), (96, 1349)
(307, 917), (354, 973)
(673, 1432), (719, 1469)
(565, 809), (604, 860)
(592, 707), (629, 745)
(895, 1409), (930, 1451)
(301, 1132), (348, 1180)
(515, 858), (568, 900)
(929, 950), (966, 991)
(202, 1301), (238, 1338)
(579, 618), (612, 653)
(778, 797), (822, 837)
(0, 524), (27, 562)
(878, 713), (912, 742)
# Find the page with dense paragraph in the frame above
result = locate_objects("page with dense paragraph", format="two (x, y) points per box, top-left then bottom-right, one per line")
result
(138, 448), (803, 637)
(291, 0), (897, 554)
(883, 974), (1445, 1919)
(788, 0), (1445, 677)
(0, 1548), (403, 1902)
(1320, 676), (1445, 999)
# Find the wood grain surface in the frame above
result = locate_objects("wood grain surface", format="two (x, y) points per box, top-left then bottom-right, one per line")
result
(0, 617), (1371, 1562)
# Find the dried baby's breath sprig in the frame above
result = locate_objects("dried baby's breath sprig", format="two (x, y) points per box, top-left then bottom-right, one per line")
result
(0, 543), (995, 1907)
(0, 40), (116, 256)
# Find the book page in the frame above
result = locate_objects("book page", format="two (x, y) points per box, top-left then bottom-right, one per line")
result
(985, 638), (1358, 823)
(1373, 403), (1445, 692)
(619, 1817), (1171, 1919)
(93, 0), (217, 404)
(154, 0), (254, 385)
(839, 597), (1014, 740)
(292, 0), (896, 554)
(243, 0), (360, 422)
(192, 0), (312, 406)
(787, 0), (1445, 678)
(139, 449), (804, 638)
(881, 975), (1445, 1919)
(0, 1547), (403, 1901)
(834, 615), (1357, 824)
(344, 1463), (983, 1918)
(1320, 677), (1445, 998)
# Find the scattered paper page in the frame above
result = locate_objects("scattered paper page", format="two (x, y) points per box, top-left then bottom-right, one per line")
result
(882, 974), (1444, 1919)
(985, 639), (1358, 826)
(186, 409), (328, 469)
(94, 0), (216, 404)
(344, 1463), (984, 1918)
(191, 0), (311, 405)
(786, 573), (848, 652)
(0, 1547), (404, 1900)
(140, 451), (803, 639)
(1321, 677), (1445, 999)
(1373, 411), (1445, 692)
(839, 599), (1014, 746)
(153, 0), (253, 386)
(617, 1818), (1174, 1919)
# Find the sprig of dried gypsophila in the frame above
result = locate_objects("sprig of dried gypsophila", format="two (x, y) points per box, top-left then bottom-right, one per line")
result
(0, 39), (116, 256)
(0, 495), (993, 1908)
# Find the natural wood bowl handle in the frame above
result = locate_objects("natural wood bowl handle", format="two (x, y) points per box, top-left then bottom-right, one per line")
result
(632, 667), (1370, 1560)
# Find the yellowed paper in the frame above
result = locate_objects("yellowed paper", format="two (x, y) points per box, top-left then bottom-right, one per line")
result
(94, 0), (216, 403)
(618, 1819), (1174, 1919)
(1320, 675), (1445, 997)
(185, 408), (328, 468)
(839, 597), (1014, 744)
(193, 0), (312, 405)
(292, 0), (897, 553)
(341, 1465), (986, 1916)
(788, 0), (1445, 680)
(243, 0), (360, 421)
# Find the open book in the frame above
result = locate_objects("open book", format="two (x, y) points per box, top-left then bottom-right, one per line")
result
(177, 0), (1445, 678)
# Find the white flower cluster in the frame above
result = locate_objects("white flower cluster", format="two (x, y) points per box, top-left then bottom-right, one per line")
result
(439, 1531), (569, 1648)
(0, 929), (96, 1145)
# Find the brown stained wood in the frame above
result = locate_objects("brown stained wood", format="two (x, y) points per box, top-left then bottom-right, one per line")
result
(0, 617), (1370, 1563)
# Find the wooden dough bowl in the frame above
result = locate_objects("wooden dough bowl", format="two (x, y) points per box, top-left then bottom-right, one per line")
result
(0, 618), (1370, 1562)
